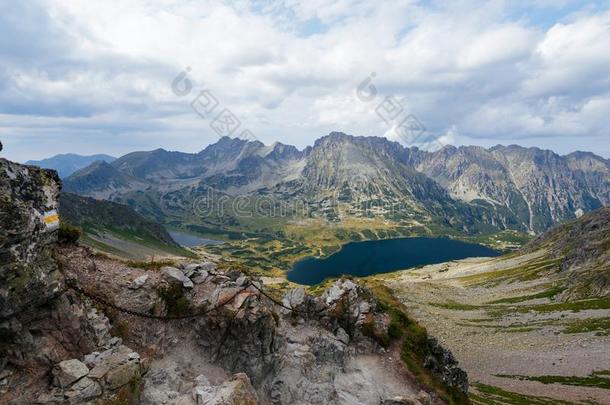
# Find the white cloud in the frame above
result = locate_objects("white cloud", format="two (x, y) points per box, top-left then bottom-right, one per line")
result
(1, 0), (610, 162)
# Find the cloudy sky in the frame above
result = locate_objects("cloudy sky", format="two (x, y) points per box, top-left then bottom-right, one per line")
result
(1, 0), (610, 162)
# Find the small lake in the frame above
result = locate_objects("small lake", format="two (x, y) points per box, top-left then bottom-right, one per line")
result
(169, 231), (224, 247)
(287, 237), (500, 285)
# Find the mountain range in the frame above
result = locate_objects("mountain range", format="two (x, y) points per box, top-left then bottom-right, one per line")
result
(63, 133), (610, 236)
(26, 153), (116, 178)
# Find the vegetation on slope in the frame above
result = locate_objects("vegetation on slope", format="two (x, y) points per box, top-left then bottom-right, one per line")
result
(524, 207), (610, 299)
(59, 192), (192, 258)
(470, 382), (574, 405)
(495, 370), (610, 390)
(360, 280), (471, 405)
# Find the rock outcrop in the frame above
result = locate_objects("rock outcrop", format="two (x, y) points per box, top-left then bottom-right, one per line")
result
(37, 339), (146, 404)
(0, 159), (147, 404)
(524, 206), (610, 299)
(188, 276), (468, 403)
(0, 159), (62, 318)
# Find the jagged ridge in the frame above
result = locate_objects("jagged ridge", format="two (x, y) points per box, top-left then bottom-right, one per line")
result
(63, 133), (610, 235)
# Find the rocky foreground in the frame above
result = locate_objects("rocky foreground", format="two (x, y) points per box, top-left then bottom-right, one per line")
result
(1, 157), (468, 404)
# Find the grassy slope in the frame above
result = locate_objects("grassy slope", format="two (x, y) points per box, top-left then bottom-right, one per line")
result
(523, 207), (610, 299)
(363, 281), (471, 405)
(59, 192), (194, 259)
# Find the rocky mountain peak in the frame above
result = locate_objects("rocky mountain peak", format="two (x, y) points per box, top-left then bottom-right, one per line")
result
(200, 136), (264, 155)
(61, 132), (609, 234)
(266, 142), (303, 161)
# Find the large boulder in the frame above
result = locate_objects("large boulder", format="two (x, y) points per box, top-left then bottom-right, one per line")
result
(162, 266), (194, 289)
(0, 159), (62, 317)
(33, 343), (144, 404)
(129, 274), (149, 290)
(87, 344), (144, 390)
(63, 377), (102, 402)
(281, 287), (305, 310)
(52, 359), (89, 388)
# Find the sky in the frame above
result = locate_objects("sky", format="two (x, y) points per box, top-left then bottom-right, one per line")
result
(1, 0), (610, 162)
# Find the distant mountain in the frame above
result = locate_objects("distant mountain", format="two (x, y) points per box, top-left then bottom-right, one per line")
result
(59, 192), (188, 259)
(409, 144), (610, 232)
(62, 160), (148, 199)
(26, 153), (116, 178)
(63, 133), (610, 236)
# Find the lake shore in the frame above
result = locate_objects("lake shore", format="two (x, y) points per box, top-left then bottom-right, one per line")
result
(287, 237), (500, 285)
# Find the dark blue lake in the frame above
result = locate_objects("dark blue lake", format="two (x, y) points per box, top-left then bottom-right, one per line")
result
(287, 237), (500, 285)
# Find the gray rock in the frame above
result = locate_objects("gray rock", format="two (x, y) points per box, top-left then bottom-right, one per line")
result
(0, 369), (13, 380)
(162, 267), (193, 289)
(64, 377), (102, 402)
(335, 327), (350, 345)
(324, 283), (345, 304)
(191, 270), (209, 284)
(141, 367), (183, 405)
(322, 279), (359, 305)
(105, 336), (123, 348)
(183, 261), (216, 279)
(105, 359), (141, 390)
(35, 392), (65, 403)
(83, 352), (101, 368)
(129, 274), (149, 290)
(210, 275), (231, 284)
(282, 287), (306, 309)
(192, 373), (258, 405)
(192, 386), (213, 404)
(199, 261), (217, 272)
(87, 344), (143, 391)
(423, 337), (468, 393)
(182, 278), (194, 289)
(225, 269), (242, 281)
(183, 263), (199, 277)
(342, 280), (356, 291)
(53, 359), (89, 388)
(86, 308), (112, 346)
(358, 301), (371, 314)
(162, 266), (186, 284)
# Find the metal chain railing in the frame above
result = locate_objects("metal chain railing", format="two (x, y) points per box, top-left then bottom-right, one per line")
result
(65, 271), (329, 321)
(247, 279), (328, 315)
(65, 278), (252, 320)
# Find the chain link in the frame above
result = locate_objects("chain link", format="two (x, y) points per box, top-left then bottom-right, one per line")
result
(65, 278), (251, 321)
(65, 275), (327, 321)
(64, 252), (335, 320)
